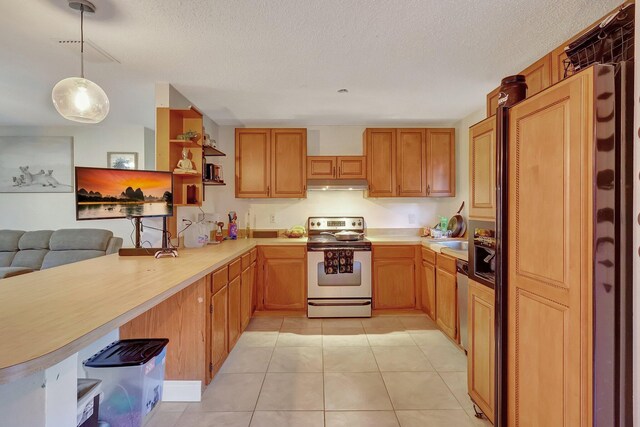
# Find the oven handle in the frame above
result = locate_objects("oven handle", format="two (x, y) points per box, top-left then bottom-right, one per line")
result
(307, 247), (371, 252)
(308, 301), (372, 307)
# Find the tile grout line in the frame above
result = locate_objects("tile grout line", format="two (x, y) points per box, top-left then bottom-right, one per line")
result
(247, 321), (281, 426)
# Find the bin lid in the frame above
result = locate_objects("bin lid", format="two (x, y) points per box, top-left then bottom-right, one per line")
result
(84, 339), (169, 368)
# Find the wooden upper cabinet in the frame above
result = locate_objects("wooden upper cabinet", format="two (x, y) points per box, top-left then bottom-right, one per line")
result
(520, 53), (552, 98)
(426, 128), (455, 197)
(337, 156), (366, 179)
(485, 54), (552, 118)
(271, 128), (307, 198)
(551, 45), (570, 85)
(469, 117), (496, 220)
(486, 87), (500, 118)
(307, 156), (366, 180)
(396, 129), (426, 197)
(366, 128), (396, 197)
(235, 129), (270, 198)
(307, 156), (336, 179)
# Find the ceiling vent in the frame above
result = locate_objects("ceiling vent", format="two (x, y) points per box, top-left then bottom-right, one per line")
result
(52, 38), (120, 64)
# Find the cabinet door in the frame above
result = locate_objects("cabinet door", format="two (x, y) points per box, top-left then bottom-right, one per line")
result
(507, 67), (595, 427)
(211, 285), (228, 375)
(436, 267), (457, 341)
(365, 128), (396, 197)
(396, 129), (426, 197)
(421, 260), (436, 320)
(520, 53), (552, 98)
(336, 156), (366, 179)
(373, 259), (415, 309)
(307, 156), (336, 179)
(468, 280), (495, 424)
(469, 117), (496, 220)
(235, 129), (271, 198)
(228, 276), (241, 350)
(486, 87), (500, 117)
(426, 128), (455, 197)
(263, 258), (306, 310)
(240, 267), (252, 331)
(251, 261), (257, 314)
(271, 128), (307, 198)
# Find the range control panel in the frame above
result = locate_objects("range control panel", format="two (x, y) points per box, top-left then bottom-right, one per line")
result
(307, 217), (365, 233)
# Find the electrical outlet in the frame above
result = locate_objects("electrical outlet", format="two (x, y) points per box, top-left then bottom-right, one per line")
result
(408, 214), (416, 224)
(269, 214), (276, 224)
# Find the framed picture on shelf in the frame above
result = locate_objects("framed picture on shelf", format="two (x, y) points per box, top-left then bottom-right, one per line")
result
(0, 136), (74, 193)
(107, 152), (138, 170)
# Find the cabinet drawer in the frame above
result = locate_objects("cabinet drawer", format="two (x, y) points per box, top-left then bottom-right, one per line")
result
(436, 253), (457, 274)
(250, 248), (257, 263)
(212, 266), (228, 294)
(373, 245), (416, 259)
(421, 247), (436, 265)
(260, 246), (306, 259)
(241, 252), (251, 270)
(229, 258), (242, 279)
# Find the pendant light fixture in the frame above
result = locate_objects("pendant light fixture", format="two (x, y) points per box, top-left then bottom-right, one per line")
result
(52, 0), (109, 124)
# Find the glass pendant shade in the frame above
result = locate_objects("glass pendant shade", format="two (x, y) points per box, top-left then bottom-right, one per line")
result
(52, 77), (109, 123)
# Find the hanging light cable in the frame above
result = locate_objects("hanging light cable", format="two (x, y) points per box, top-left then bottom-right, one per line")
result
(52, 0), (109, 124)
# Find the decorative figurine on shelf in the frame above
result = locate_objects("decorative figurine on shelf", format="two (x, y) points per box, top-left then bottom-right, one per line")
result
(228, 211), (238, 240)
(174, 148), (198, 174)
(215, 221), (224, 243)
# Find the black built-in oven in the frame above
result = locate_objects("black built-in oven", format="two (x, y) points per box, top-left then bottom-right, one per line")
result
(468, 220), (496, 288)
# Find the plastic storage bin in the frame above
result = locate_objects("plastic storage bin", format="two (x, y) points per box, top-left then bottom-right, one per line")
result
(78, 379), (102, 427)
(84, 339), (169, 427)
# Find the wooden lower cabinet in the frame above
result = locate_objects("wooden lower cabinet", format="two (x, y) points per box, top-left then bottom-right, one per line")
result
(420, 258), (437, 320)
(260, 246), (307, 311)
(227, 276), (241, 350)
(240, 266), (252, 330)
(211, 285), (228, 377)
(373, 258), (415, 309)
(467, 280), (495, 424)
(120, 277), (208, 384)
(435, 254), (457, 341)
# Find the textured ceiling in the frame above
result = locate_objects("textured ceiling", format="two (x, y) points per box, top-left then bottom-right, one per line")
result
(0, 0), (624, 128)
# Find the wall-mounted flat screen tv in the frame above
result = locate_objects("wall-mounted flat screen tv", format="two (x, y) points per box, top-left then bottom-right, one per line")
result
(75, 167), (173, 220)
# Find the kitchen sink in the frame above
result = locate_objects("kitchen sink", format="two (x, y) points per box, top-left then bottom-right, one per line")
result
(430, 240), (469, 251)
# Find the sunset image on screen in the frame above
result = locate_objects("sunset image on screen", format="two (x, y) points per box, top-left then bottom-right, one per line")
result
(75, 168), (173, 220)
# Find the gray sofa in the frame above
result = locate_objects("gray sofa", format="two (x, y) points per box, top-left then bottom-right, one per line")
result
(0, 229), (123, 279)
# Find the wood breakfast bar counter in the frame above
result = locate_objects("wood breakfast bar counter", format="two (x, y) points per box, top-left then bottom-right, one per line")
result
(0, 239), (271, 384)
(0, 237), (309, 426)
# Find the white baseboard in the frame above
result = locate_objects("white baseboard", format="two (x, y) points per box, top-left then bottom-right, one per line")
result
(162, 380), (202, 402)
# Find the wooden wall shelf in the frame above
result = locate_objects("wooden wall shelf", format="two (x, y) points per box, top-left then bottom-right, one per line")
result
(204, 146), (226, 157)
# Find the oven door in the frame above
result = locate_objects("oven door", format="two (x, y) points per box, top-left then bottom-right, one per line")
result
(307, 249), (372, 299)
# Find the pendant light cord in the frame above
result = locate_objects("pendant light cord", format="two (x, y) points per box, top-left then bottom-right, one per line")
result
(80, 5), (84, 78)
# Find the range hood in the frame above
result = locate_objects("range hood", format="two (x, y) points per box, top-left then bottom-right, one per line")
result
(307, 179), (368, 191)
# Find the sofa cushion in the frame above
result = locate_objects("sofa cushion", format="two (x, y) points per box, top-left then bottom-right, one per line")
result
(49, 229), (113, 252)
(18, 230), (53, 250)
(0, 267), (33, 279)
(0, 230), (25, 251)
(0, 252), (17, 267)
(11, 249), (48, 270)
(41, 250), (105, 270)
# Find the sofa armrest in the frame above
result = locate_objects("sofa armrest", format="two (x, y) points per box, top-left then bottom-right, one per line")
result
(106, 237), (123, 255)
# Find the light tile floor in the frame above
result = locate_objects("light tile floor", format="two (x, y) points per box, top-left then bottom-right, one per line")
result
(146, 315), (493, 427)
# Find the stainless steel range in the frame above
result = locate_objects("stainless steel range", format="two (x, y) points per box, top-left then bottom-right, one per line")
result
(307, 216), (372, 318)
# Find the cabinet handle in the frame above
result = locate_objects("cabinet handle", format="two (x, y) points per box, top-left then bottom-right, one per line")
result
(333, 166), (336, 176)
(397, 184), (400, 194)
(427, 184), (431, 195)
(267, 185), (270, 196)
(339, 166), (342, 176)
